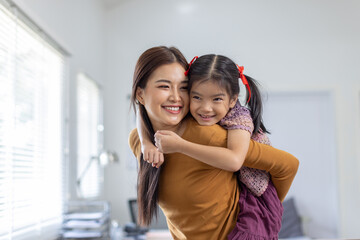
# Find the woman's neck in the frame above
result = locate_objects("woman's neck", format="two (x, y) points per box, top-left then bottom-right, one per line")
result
(153, 117), (188, 136)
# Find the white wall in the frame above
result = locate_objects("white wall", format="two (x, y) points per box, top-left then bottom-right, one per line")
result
(12, 0), (106, 200)
(263, 90), (339, 237)
(103, 0), (360, 238)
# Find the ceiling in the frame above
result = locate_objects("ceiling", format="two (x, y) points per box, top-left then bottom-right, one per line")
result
(101, 0), (127, 9)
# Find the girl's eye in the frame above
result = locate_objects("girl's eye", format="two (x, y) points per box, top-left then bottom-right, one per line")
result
(214, 98), (223, 102)
(158, 85), (169, 89)
(192, 95), (200, 100)
(180, 86), (188, 90)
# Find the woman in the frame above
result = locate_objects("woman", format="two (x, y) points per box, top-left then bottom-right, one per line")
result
(129, 46), (299, 239)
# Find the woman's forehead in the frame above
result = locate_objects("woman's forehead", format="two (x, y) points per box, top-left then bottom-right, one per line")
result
(148, 63), (187, 83)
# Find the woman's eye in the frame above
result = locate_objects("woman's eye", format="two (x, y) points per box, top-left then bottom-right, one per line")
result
(158, 85), (169, 89)
(180, 86), (188, 90)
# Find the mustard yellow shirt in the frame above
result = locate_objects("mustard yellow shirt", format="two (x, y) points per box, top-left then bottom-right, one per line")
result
(129, 117), (299, 240)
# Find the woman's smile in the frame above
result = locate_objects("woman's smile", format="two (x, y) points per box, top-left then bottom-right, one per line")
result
(136, 62), (189, 132)
(163, 105), (182, 114)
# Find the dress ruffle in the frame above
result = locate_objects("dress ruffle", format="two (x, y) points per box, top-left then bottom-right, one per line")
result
(228, 231), (279, 240)
(228, 182), (283, 240)
(219, 100), (254, 133)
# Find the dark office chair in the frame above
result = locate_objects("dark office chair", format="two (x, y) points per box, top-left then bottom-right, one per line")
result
(128, 199), (168, 230)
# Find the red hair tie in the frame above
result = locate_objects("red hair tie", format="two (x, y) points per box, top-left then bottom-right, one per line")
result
(184, 56), (198, 76)
(237, 65), (251, 103)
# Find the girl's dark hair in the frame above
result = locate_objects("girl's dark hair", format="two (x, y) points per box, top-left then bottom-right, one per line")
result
(130, 46), (188, 226)
(187, 54), (269, 134)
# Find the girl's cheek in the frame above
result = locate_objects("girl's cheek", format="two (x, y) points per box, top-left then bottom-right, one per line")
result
(189, 102), (194, 110)
(189, 99), (196, 108)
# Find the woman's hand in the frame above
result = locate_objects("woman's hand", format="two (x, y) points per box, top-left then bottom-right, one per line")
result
(142, 142), (164, 168)
(154, 130), (184, 154)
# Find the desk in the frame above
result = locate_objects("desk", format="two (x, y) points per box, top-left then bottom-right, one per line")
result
(115, 229), (172, 240)
(145, 230), (172, 240)
(62, 201), (111, 239)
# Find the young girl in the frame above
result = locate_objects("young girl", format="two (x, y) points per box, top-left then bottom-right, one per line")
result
(141, 54), (284, 239)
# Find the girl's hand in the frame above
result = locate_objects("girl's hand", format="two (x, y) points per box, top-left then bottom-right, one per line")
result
(142, 142), (164, 168)
(154, 130), (183, 154)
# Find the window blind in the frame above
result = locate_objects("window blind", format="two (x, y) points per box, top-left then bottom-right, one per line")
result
(0, 1), (67, 239)
(77, 73), (103, 199)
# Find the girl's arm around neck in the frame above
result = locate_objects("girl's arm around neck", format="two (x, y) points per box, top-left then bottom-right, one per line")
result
(155, 129), (250, 172)
(227, 129), (250, 170)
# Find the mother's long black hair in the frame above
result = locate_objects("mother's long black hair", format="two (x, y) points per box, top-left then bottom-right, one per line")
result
(187, 54), (269, 134)
(130, 46), (188, 226)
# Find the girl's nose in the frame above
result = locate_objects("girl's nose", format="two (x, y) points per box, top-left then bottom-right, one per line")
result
(201, 102), (212, 112)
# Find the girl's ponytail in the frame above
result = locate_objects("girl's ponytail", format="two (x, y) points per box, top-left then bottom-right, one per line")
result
(244, 75), (270, 134)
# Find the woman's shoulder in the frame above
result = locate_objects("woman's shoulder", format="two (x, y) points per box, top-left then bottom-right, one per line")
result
(128, 128), (141, 159)
(183, 117), (227, 147)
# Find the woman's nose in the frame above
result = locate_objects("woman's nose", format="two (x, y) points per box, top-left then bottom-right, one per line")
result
(169, 89), (181, 102)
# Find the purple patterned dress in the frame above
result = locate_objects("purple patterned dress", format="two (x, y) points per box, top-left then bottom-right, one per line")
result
(219, 101), (283, 240)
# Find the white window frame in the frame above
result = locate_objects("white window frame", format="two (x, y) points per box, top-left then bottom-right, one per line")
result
(76, 72), (104, 199)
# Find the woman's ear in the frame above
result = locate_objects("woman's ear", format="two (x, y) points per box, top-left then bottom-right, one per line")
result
(136, 87), (145, 105)
(229, 96), (238, 108)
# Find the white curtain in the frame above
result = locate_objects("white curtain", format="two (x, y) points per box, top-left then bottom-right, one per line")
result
(0, 1), (67, 239)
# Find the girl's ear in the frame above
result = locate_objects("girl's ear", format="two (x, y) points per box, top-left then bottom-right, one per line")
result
(136, 87), (145, 105)
(229, 96), (238, 108)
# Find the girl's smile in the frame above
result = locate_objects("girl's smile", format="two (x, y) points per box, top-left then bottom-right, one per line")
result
(190, 80), (237, 126)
